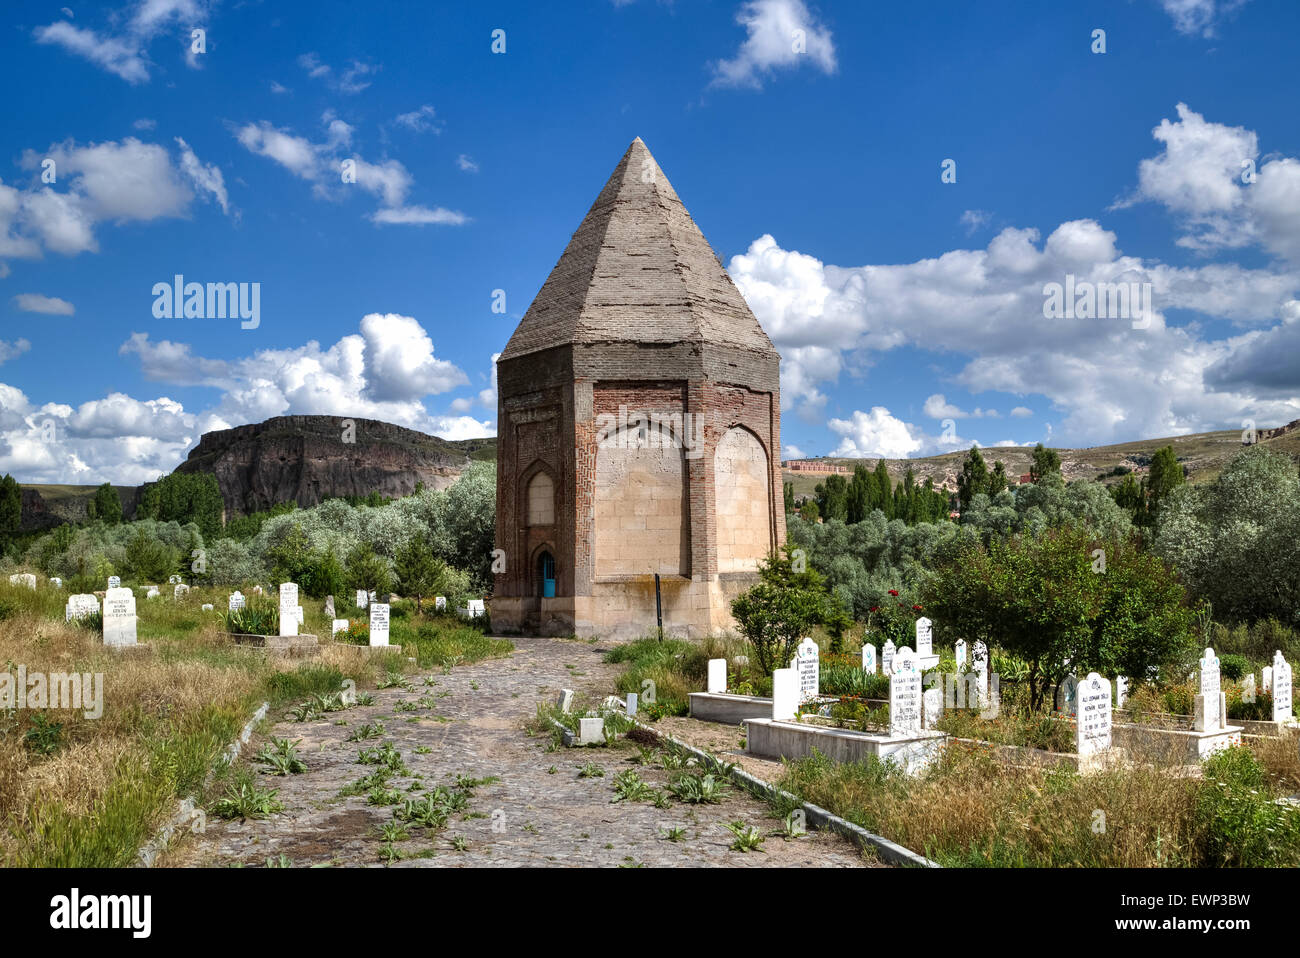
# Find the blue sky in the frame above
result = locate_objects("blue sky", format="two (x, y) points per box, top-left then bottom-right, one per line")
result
(2, 0), (1299, 483)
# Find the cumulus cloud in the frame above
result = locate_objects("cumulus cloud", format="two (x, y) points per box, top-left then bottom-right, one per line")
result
(13, 293), (74, 315)
(1115, 103), (1300, 264)
(3, 136), (227, 258)
(710, 0), (836, 90)
(827, 407), (973, 459)
(729, 209), (1300, 449)
(0, 340), (31, 365)
(394, 105), (440, 134)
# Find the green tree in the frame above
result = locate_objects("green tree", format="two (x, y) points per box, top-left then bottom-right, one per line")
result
(988, 461), (1009, 497)
(394, 535), (445, 613)
(815, 473), (849, 523)
(798, 500), (820, 522)
(345, 542), (392, 596)
(311, 547), (347, 600)
(0, 474), (20, 548)
(123, 528), (179, 583)
(89, 482), (123, 525)
(138, 472), (223, 542)
(923, 525), (1198, 709)
(1146, 445), (1185, 514)
(1030, 443), (1062, 482)
(265, 523), (316, 590)
(956, 446), (989, 510)
(783, 481), (795, 514)
(730, 547), (830, 675)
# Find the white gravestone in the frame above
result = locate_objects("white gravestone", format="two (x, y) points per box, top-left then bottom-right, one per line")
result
(626, 692), (638, 716)
(972, 641), (989, 705)
(435, 595), (447, 611)
(279, 583), (299, 638)
(107, 576), (121, 589)
(1194, 647), (1223, 732)
(324, 595), (335, 619)
(1263, 666), (1273, 692)
(356, 589), (369, 610)
(296, 605), (304, 624)
(1272, 651), (1293, 723)
(794, 637), (819, 704)
(882, 640), (896, 677)
(914, 617), (933, 657)
(1116, 675), (1129, 710)
(145, 586), (159, 599)
(174, 583), (189, 600)
(464, 599), (485, 619)
(332, 619), (349, 636)
(369, 602), (391, 647)
(65, 594), (99, 622)
(771, 667), (798, 721)
(1076, 672), (1113, 758)
(889, 647), (922, 736)
(922, 686), (942, 730)
(49, 577), (62, 589)
(201, 603), (213, 611)
(861, 642), (876, 674)
(955, 639), (967, 668)
(228, 591), (245, 612)
(707, 658), (727, 694)
(168, 575), (181, 585)
(103, 587), (138, 647)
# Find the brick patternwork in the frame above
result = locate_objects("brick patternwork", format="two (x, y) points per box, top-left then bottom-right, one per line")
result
(491, 138), (785, 638)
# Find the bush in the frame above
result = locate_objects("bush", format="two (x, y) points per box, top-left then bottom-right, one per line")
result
(1219, 653), (1248, 682)
(1195, 746), (1300, 866)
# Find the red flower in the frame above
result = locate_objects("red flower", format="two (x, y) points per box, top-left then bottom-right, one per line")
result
(888, 589), (899, 597)
(869, 606), (879, 613)
(913, 604), (923, 611)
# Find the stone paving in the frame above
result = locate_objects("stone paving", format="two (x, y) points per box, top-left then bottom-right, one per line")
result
(173, 635), (874, 868)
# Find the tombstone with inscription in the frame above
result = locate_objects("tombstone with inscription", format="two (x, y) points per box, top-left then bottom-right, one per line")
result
(1194, 647), (1224, 732)
(922, 685), (942, 730)
(279, 583), (300, 638)
(174, 583), (190, 600)
(1076, 672), (1113, 761)
(954, 639), (967, 669)
(861, 642), (876, 675)
(65, 593), (99, 622)
(793, 637), (820, 704)
(972, 641), (989, 704)
(1272, 651), (1293, 723)
(435, 595), (447, 611)
(229, 591), (245, 612)
(356, 589), (369, 610)
(463, 598), (485, 619)
(889, 647), (922, 736)
(369, 602), (391, 647)
(107, 576), (121, 589)
(103, 587), (138, 647)
(332, 619), (349, 636)
(882, 640), (896, 677)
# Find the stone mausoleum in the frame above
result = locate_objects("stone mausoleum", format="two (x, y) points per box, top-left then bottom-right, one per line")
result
(490, 138), (785, 638)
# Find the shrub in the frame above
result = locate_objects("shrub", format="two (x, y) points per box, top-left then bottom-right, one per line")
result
(1219, 653), (1248, 682)
(1195, 746), (1300, 866)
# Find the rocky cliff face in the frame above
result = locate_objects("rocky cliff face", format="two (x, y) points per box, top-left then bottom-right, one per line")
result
(173, 415), (495, 517)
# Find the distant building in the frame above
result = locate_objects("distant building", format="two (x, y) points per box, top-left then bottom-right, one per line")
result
(783, 459), (851, 474)
(1018, 473), (1034, 485)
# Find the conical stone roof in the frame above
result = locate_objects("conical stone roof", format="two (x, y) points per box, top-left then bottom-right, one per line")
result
(500, 138), (775, 363)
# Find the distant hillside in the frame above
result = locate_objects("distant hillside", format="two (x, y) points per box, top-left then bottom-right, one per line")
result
(782, 420), (1300, 499)
(20, 416), (497, 528)
(173, 416), (495, 517)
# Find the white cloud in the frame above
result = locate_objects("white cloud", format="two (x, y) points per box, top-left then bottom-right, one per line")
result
(297, 52), (379, 94)
(13, 293), (75, 315)
(234, 118), (466, 227)
(1159, 0), (1248, 38)
(32, 0), (208, 84)
(782, 444), (805, 460)
(0, 340), (31, 364)
(730, 210), (1300, 449)
(133, 118), (157, 131)
(394, 105), (440, 133)
(827, 407), (969, 459)
(1010, 406), (1033, 418)
(175, 136), (229, 214)
(270, 81), (289, 94)
(710, 0), (836, 90)
(457, 154), (479, 173)
(960, 209), (991, 235)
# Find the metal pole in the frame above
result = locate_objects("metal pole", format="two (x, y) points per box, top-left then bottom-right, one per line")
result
(654, 573), (663, 642)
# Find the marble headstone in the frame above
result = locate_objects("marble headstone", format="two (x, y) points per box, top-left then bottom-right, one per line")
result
(103, 587), (138, 647)
(368, 602), (391, 647)
(1076, 672), (1113, 758)
(888, 646), (922, 736)
(794, 637), (819, 704)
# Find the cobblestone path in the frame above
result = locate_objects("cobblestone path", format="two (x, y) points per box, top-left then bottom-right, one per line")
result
(174, 635), (874, 868)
